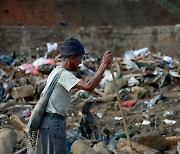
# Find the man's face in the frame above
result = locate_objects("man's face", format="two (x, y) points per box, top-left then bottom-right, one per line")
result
(71, 55), (83, 68)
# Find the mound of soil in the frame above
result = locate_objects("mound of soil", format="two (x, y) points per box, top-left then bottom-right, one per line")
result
(0, 0), (179, 27)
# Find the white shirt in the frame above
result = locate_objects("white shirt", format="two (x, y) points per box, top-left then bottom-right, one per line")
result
(42, 65), (80, 116)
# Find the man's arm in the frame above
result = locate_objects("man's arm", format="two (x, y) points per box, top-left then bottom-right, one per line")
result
(74, 51), (112, 92)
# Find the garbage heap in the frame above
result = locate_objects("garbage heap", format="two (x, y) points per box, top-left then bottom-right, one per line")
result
(0, 46), (180, 154)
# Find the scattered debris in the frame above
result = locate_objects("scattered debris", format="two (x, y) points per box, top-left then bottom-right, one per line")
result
(0, 47), (179, 153)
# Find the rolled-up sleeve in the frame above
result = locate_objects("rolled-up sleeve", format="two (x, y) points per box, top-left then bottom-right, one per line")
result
(58, 70), (81, 91)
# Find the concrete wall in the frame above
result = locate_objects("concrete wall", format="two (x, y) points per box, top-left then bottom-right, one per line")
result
(0, 25), (180, 59)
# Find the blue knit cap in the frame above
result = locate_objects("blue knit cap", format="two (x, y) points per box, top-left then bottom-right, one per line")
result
(60, 37), (85, 58)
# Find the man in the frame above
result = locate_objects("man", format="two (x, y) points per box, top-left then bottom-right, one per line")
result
(39, 37), (112, 154)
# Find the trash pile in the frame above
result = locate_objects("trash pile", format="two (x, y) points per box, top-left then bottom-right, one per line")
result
(0, 46), (180, 154)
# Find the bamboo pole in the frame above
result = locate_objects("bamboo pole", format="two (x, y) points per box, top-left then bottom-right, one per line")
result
(110, 64), (134, 154)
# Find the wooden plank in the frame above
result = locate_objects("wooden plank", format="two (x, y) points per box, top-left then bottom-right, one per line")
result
(166, 136), (180, 147)
(10, 114), (28, 133)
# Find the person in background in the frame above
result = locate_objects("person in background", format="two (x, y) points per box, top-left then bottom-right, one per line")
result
(39, 37), (113, 154)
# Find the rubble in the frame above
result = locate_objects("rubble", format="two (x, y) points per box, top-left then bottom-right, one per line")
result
(71, 139), (97, 154)
(93, 142), (111, 154)
(0, 128), (17, 154)
(117, 138), (160, 154)
(0, 47), (180, 153)
(132, 132), (169, 151)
